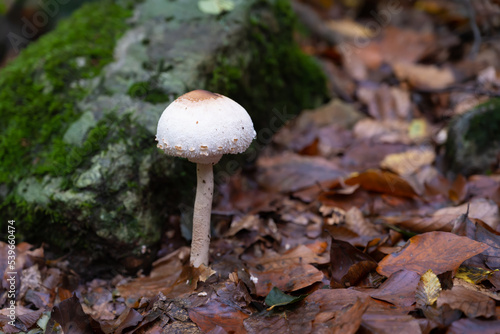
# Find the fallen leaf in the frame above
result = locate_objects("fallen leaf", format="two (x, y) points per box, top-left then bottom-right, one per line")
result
(189, 297), (249, 333)
(345, 207), (380, 237)
(243, 244), (330, 270)
(368, 270), (420, 307)
(117, 247), (196, 305)
(377, 231), (490, 277)
(249, 264), (324, 297)
(344, 169), (418, 198)
(437, 285), (496, 318)
(257, 152), (346, 192)
(396, 198), (500, 232)
(51, 294), (94, 334)
(320, 298), (368, 334)
(451, 209), (500, 269)
(353, 119), (413, 144)
(393, 62), (456, 89)
(416, 269), (442, 308)
(467, 175), (500, 205)
(265, 287), (308, 310)
(380, 147), (435, 176)
(243, 297), (316, 333)
(357, 84), (411, 121)
(272, 99), (364, 152)
(317, 124), (354, 158)
(0, 306), (44, 334)
(360, 311), (425, 333)
(327, 19), (374, 39)
(306, 288), (370, 313)
(329, 238), (378, 288)
(455, 265), (497, 285)
(341, 26), (438, 75)
(99, 308), (143, 334)
(447, 319), (500, 334)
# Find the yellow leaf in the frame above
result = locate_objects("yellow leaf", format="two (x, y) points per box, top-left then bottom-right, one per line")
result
(327, 19), (374, 39)
(455, 266), (497, 285)
(416, 269), (442, 308)
(408, 118), (429, 141)
(380, 147), (435, 176)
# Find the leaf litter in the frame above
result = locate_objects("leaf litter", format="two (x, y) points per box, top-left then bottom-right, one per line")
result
(2, 0), (500, 332)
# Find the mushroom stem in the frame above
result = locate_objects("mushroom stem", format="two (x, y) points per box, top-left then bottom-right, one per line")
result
(190, 163), (214, 267)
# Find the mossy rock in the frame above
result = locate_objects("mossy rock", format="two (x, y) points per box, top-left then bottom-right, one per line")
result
(0, 0), (327, 273)
(445, 98), (500, 176)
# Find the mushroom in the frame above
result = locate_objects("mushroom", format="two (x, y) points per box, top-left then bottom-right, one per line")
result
(156, 89), (256, 267)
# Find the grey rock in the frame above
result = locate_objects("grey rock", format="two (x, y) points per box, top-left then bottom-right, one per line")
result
(2, 0), (327, 272)
(445, 99), (500, 176)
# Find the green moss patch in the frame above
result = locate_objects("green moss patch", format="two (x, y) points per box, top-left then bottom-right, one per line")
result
(0, 1), (131, 185)
(0, 2), (132, 243)
(464, 98), (500, 153)
(206, 0), (327, 131)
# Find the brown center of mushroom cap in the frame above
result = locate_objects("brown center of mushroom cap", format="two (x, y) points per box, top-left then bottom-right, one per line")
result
(178, 89), (222, 102)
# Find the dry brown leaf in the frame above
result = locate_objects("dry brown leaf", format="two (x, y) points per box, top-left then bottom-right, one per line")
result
(360, 312), (425, 333)
(447, 318), (500, 334)
(327, 19), (374, 39)
(437, 285), (496, 318)
(345, 207), (380, 237)
(249, 264), (324, 296)
(380, 147), (435, 176)
(368, 270), (420, 307)
(243, 244), (330, 270)
(257, 152), (346, 192)
(330, 238), (377, 288)
(467, 175), (500, 205)
(353, 119), (412, 144)
(357, 84), (411, 121)
(393, 62), (456, 89)
(377, 231), (490, 277)
(224, 215), (261, 237)
(327, 298), (368, 334)
(342, 26), (437, 73)
(307, 288), (370, 313)
(344, 169), (418, 198)
(453, 278), (500, 301)
(189, 297), (250, 333)
(399, 198), (500, 233)
(117, 247), (196, 304)
(452, 210), (500, 270)
(272, 99), (364, 152)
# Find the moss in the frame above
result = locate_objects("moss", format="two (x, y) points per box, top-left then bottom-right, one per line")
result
(464, 99), (500, 153)
(127, 81), (171, 104)
(0, 1), (131, 185)
(0, 1), (132, 243)
(206, 0), (327, 131)
(445, 98), (500, 176)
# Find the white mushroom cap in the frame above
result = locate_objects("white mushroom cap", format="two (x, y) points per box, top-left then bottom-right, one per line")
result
(156, 90), (256, 164)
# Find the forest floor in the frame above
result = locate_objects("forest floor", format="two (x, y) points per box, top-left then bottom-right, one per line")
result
(2, 0), (500, 333)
